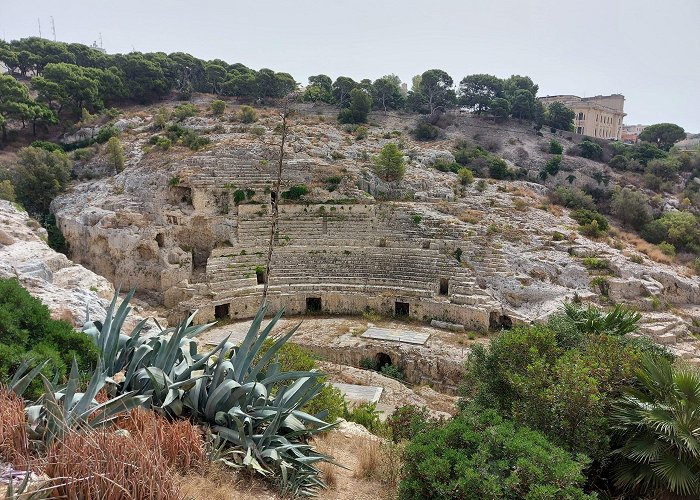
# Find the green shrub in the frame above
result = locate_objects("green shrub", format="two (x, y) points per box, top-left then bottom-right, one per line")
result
(0, 179), (16, 202)
(30, 140), (63, 152)
(549, 139), (563, 154)
(545, 155), (562, 176)
(608, 154), (629, 170)
(354, 125), (368, 140)
(281, 184), (309, 200)
(411, 213), (422, 224)
(578, 140), (603, 160)
(380, 363), (405, 381)
(106, 136), (125, 173)
(95, 126), (120, 144)
(238, 105), (257, 124)
(657, 241), (676, 257)
(209, 99), (226, 115)
(582, 256), (609, 270)
(11, 147), (71, 215)
(181, 130), (210, 151)
(387, 405), (436, 443)
(570, 209), (609, 232)
(73, 146), (97, 161)
(360, 357), (377, 370)
(413, 122), (440, 141)
(457, 167), (474, 185)
(0, 278), (99, 399)
(487, 156), (513, 180)
(549, 187), (596, 211)
(155, 137), (172, 150)
(173, 103), (198, 122)
(373, 143), (406, 181)
(399, 406), (595, 499)
(343, 402), (384, 434)
(432, 159), (460, 173)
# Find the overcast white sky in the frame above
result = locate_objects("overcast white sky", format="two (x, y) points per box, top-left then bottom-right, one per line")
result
(2, 0), (699, 131)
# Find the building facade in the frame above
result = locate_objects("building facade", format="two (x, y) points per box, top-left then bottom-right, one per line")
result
(539, 94), (626, 140)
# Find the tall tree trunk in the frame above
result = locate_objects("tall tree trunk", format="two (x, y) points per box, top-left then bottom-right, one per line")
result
(262, 98), (291, 305)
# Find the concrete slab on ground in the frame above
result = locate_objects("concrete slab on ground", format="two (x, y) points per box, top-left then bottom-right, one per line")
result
(332, 382), (383, 404)
(361, 326), (430, 345)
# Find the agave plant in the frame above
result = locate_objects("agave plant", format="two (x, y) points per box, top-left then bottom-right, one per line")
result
(564, 302), (641, 337)
(24, 359), (149, 446)
(610, 355), (700, 498)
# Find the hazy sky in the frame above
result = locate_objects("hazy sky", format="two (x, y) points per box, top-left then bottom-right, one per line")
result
(2, 0), (699, 131)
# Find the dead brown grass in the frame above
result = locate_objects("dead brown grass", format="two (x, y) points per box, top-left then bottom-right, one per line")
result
(178, 464), (278, 500)
(459, 209), (484, 223)
(45, 428), (184, 499)
(354, 438), (382, 480)
(116, 408), (206, 471)
(619, 230), (674, 264)
(0, 389), (29, 468)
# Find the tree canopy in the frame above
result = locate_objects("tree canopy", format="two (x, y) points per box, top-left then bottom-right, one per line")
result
(638, 123), (686, 151)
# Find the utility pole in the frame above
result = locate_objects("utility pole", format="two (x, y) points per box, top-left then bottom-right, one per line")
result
(50, 16), (56, 41)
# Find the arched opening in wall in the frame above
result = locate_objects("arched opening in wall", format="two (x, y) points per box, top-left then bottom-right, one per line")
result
(395, 301), (409, 317)
(270, 191), (277, 205)
(170, 186), (192, 206)
(191, 248), (211, 274)
(439, 278), (449, 295)
(306, 297), (322, 313)
(215, 303), (230, 320)
(489, 311), (513, 330)
(375, 352), (392, 370)
(256, 267), (266, 285)
(155, 233), (165, 248)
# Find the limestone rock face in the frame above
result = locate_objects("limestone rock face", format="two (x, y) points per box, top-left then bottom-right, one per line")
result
(0, 201), (158, 330)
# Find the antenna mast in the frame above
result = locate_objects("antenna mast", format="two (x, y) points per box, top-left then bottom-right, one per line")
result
(50, 16), (56, 41)
(99, 33), (103, 48)
(37, 18), (42, 38)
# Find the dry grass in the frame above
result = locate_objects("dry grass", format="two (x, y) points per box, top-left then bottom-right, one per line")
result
(0, 389), (29, 468)
(44, 428), (184, 499)
(116, 408), (206, 471)
(619, 230), (674, 265)
(178, 464), (277, 500)
(352, 437), (404, 492)
(459, 209), (484, 224)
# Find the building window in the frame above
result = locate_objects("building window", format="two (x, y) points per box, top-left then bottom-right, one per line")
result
(578, 112), (584, 120)
(577, 126), (583, 134)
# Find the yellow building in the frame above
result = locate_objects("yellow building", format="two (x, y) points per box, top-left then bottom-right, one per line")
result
(539, 94), (626, 140)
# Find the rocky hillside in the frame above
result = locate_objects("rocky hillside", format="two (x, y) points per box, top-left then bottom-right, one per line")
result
(44, 97), (700, 364)
(0, 200), (158, 331)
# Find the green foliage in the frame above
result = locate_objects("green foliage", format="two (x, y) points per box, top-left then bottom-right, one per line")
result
(657, 241), (676, 257)
(209, 99), (226, 115)
(343, 402), (383, 434)
(550, 187), (596, 211)
(180, 129), (210, 151)
(254, 340), (345, 423)
(544, 101), (575, 131)
(154, 136), (172, 150)
(458, 73), (503, 114)
(610, 355), (700, 498)
(487, 156), (513, 180)
(353, 125), (368, 140)
(457, 167), (474, 185)
(338, 88), (371, 124)
(0, 74), (33, 141)
(570, 209), (609, 232)
(544, 155), (562, 176)
(387, 405), (437, 443)
(73, 146), (96, 161)
(610, 187), (651, 230)
(168, 176), (180, 187)
(0, 278), (98, 399)
(173, 103), (198, 121)
(0, 179), (16, 202)
(9, 146), (71, 215)
(413, 121), (440, 141)
(238, 105), (257, 124)
(608, 154), (629, 170)
(105, 136), (125, 173)
(373, 143), (406, 181)
(95, 125), (119, 144)
(562, 303), (642, 337)
(638, 122), (686, 151)
(642, 211), (700, 253)
(489, 97), (511, 119)
(549, 139), (563, 154)
(409, 69), (456, 114)
(39, 213), (68, 254)
(30, 140), (62, 152)
(432, 159), (461, 173)
(371, 74), (404, 112)
(411, 213), (422, 224)
(578, 140), (604, 160)
(281, 184), (309, 200)
(380, 363), (405, 381)
(400, 406), (594, 499)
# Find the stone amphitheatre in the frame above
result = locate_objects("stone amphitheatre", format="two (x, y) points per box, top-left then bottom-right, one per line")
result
(41, 97), (700, 392)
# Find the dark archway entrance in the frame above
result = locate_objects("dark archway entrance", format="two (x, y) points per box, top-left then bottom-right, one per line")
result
(375, 352), (392, 369)
(489, 311), (513, 330)
(395, 301), (409, 317)
(306, 297), (322, 313)
(439, 278), (449, 295)
(215, 303), (230, 320)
